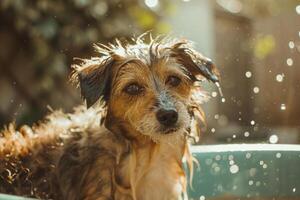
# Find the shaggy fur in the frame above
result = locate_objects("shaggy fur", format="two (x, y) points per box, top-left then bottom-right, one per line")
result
(0, 35), (219, 200)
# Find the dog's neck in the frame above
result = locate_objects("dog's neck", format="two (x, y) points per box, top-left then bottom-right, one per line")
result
(104, 113), (188, 199)
(115, 130), (187, 200)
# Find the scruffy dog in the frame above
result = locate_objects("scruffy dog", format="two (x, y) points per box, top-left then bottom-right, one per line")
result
(0, 35), (219, 200)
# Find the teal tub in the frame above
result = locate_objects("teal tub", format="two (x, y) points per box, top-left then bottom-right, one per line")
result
(188, 144), (300, 200)
(1, 144), (300, 200)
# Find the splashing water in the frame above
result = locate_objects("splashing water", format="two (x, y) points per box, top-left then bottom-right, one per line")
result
(144, 0), (159, 8)
(259, 160), (264, 165)
(215, 82), (226, 103)
(249, 180), (254, 186)
(253, 87), (260, 94)
(286, 58), (293, 66)
(276, 152), (282, 158)
(246, 152), (251, 159)
(256, 181), (261, 186)
(269, 134), (279, 144)
(245, 71), (252, 78)
(263, 164), (268, 169)
(229, 164), (239, 174)
(280, 104), (286, 110)
(296, 5), (300, 15)
(288, 41), (295, 49)
(276, 74), (284, 82)
(244, 131), (250, 137)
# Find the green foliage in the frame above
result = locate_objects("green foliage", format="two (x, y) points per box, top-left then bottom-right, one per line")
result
(0, 0), (163, 125)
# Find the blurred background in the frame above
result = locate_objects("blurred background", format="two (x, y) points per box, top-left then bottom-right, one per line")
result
(0, 0), (300, 145)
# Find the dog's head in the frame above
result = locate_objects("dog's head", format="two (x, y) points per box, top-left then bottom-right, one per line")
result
(72, 36), (219, 143)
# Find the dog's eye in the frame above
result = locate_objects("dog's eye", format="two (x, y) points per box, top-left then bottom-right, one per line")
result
(124, 83), (144, 95)
(166, 75), (181, 87)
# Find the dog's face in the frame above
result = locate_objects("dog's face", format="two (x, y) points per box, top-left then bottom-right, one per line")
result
(109, 59), (192, 142)
(72, 37), (219, 142)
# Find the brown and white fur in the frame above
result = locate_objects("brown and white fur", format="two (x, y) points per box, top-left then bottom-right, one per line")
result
(0, 35), (219, 200)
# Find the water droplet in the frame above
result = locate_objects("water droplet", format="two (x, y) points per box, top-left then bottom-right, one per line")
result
(263, 164), (268, 169)
(199, 195), (205, 200)
(259, 160), (264, 165)
(215, 82), (225, 102)
(280, 104), (286, 110)
(287, 58), (293, 66)
(214, 166), (220, 172)
(269, 134), (279, 144)
(144, 0), (159, 8)
(211, 128), (216, 133)
(229, 165), (239, 174)
(276, 152), (282, 158)
(253, 107), (260, 114)
(289, 41), (295, 49)
(249, 168), (256, 176)
(253, 87), (260, 94)
(212, 91), (218, 97)
(256, 181), (261, 186)
(250, 120), (255, 125)
(217, 184), (223, 191)
(218, 115), (228, 126)
(205, 159), (213, 165)
(245, 71), (252, 78)
(229, 160), (235, 165)
(276, 74), (284, 82)
(246, 152), (251, 159)
(244, 131), (250, 137)
(296, 5), (300, 14)
(247, 180), (253, 186)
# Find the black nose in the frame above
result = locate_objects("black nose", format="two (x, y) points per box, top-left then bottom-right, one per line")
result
(156, 109), (178, 126)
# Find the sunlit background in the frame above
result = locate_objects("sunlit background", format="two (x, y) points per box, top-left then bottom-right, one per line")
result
(0, 0), (300, 145)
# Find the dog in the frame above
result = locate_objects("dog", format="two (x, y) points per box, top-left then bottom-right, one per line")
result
(0, 35), (219, 200)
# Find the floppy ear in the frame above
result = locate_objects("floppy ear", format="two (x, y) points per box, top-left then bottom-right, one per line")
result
(170, 42), (220, 83)
(71, 58), (114, 108)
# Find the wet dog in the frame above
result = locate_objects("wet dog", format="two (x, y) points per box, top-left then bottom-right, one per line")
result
(0, 35), (219, 200)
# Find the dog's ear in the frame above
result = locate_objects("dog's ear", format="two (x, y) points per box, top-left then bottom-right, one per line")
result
(170, 42), (220, 83)
(71, 58), (114, 108)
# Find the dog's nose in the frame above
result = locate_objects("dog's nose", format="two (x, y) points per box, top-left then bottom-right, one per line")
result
(156, 109), (178, 127)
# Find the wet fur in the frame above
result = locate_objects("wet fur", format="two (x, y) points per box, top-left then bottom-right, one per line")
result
(0, 35), (219, 199)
